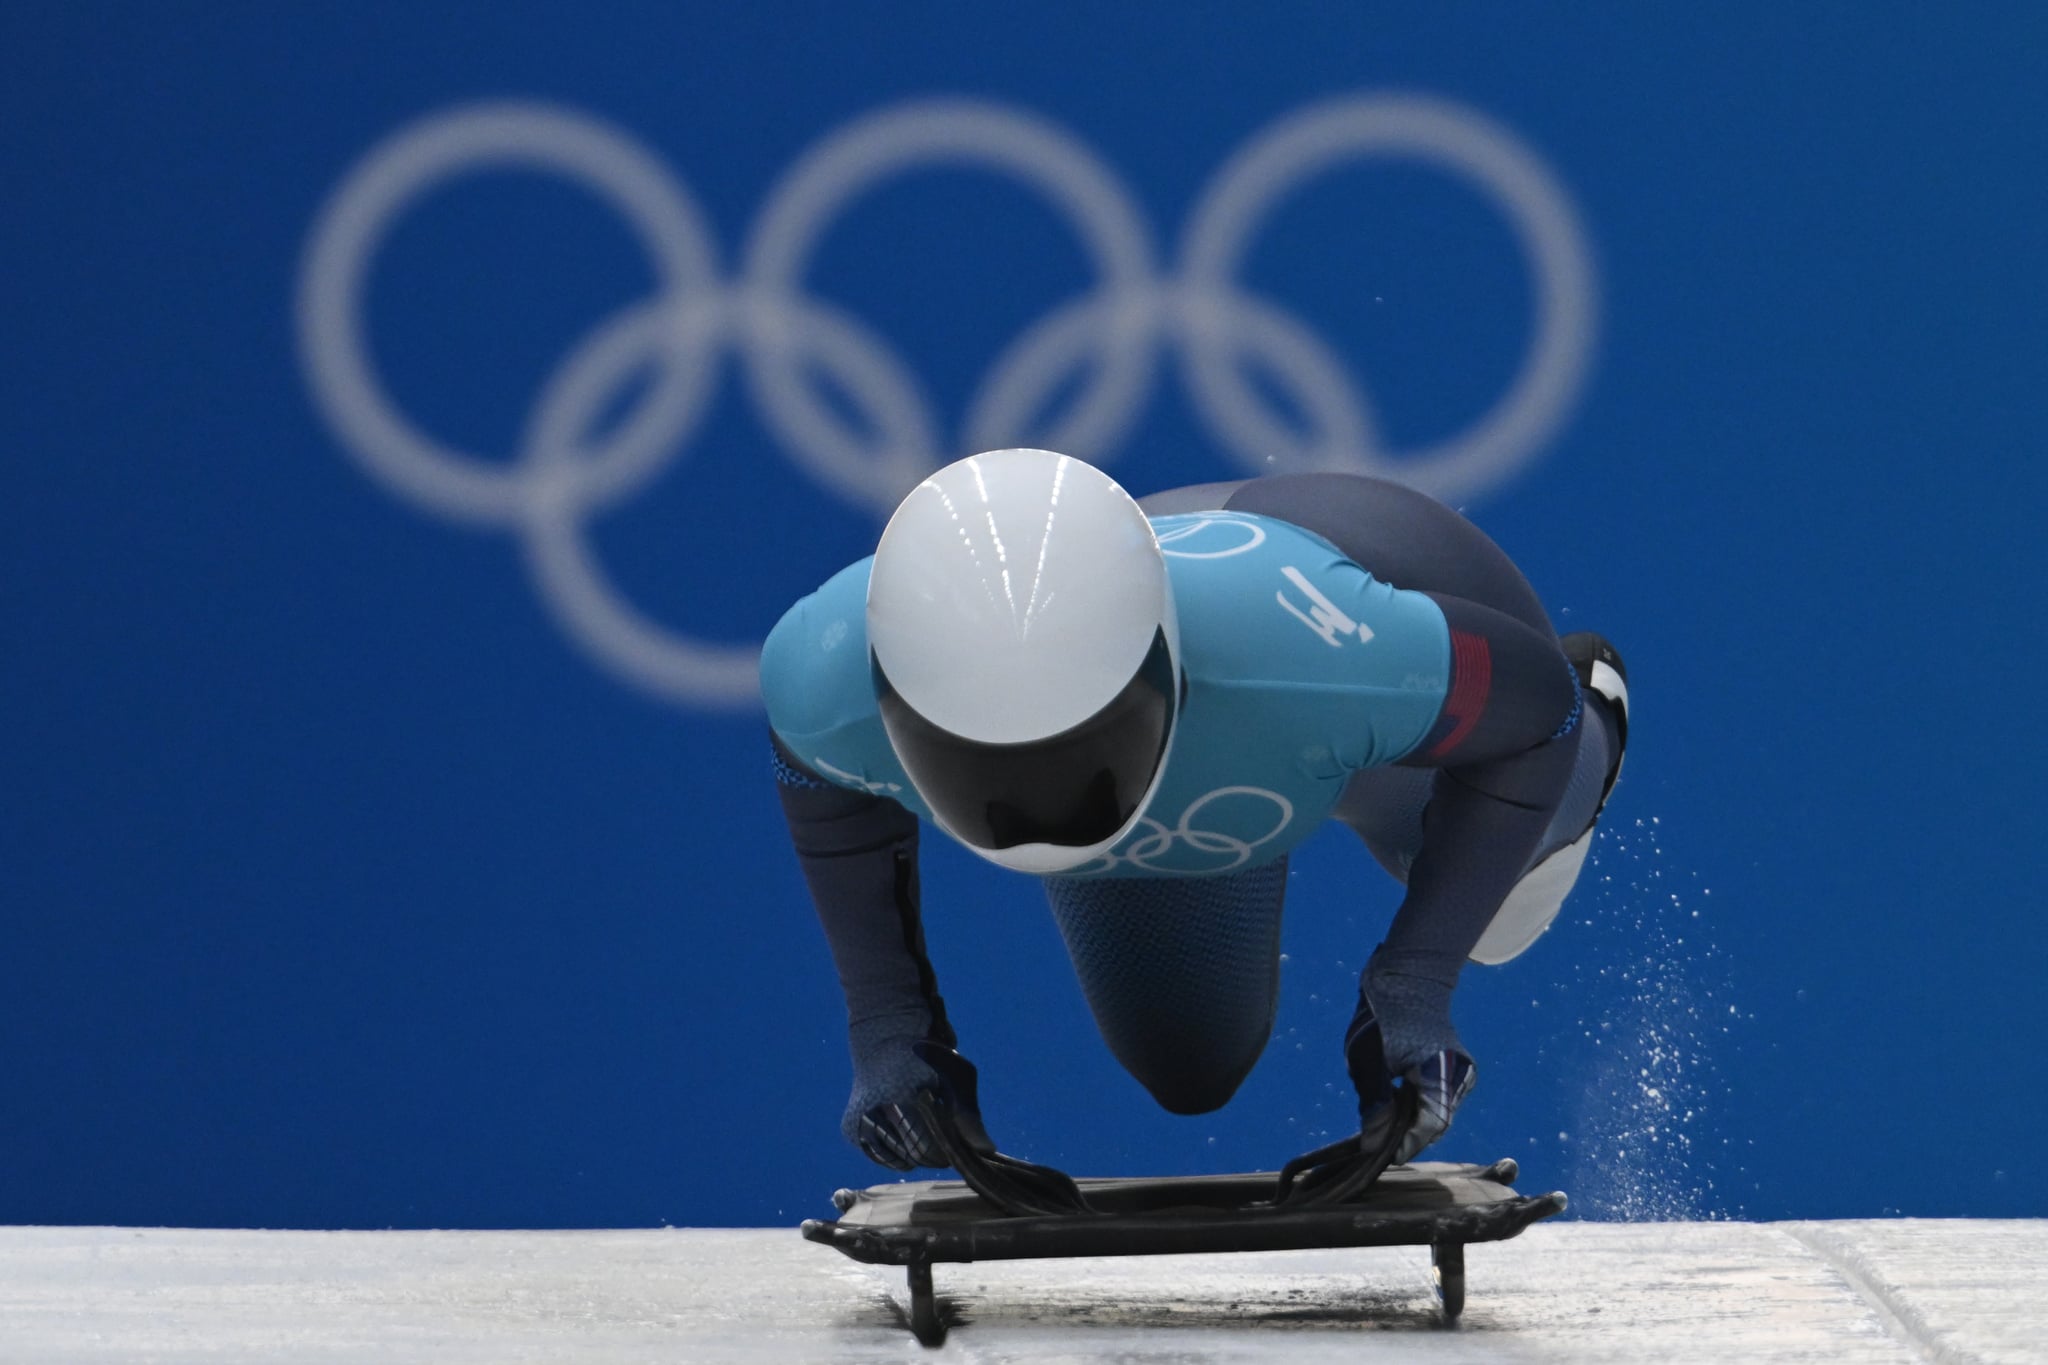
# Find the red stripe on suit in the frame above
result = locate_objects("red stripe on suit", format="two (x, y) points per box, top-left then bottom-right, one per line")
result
(1430, 629), (1492, 758)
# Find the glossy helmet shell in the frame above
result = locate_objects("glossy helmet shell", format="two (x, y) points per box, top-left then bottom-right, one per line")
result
(867, 449), (1179, 873)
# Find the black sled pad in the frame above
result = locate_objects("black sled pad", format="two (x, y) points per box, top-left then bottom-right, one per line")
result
(801, 1159), (1566, 1345)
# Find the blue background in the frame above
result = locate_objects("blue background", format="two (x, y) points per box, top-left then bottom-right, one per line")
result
(4, 2), (2044, 1229)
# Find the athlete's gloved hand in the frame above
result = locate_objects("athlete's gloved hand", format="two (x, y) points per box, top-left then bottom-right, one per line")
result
(1346, 990), (1477, 1165)
(841, 1036), (988, 1172)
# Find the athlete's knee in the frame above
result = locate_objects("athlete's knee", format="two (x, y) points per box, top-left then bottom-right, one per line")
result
(1136, 1048), (1263, 1116)
(1097, 1008), (1273, 1115)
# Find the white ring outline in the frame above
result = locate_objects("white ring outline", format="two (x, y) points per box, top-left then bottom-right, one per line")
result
(1180, 94), (1597, 500)
(740, 100), (1159, 512)
(1155, 514), (1270, 560)
(1079, 785), (1297, 875)
(297, 94), (1597, 709)
(298, 102), (722, 525)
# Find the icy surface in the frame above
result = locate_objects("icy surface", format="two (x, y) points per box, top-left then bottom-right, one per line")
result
(2, 1220), (2043, 1363)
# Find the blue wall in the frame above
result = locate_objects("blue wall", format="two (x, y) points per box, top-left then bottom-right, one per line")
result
(4, 2), (2044, 1228)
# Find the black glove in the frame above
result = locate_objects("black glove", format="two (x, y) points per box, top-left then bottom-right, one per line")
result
(1275, 988), (1481, 1205)
(1346, 988), (1476, 1165)
(841, 1036), (988, 1171)
(1344, 987), (1396, 1129)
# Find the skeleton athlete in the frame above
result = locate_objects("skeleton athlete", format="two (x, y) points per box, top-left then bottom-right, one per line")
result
(763, 448), (1629, 1177)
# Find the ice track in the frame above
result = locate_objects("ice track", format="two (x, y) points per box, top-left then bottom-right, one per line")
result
(2, 1220), (2042, 1363)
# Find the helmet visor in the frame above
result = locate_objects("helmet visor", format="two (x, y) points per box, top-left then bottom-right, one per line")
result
(876, 628), (1176, 853)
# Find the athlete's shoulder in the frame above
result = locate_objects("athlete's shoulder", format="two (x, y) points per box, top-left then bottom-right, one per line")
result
(761, 557), (876, 746)
(1149, 508), (1428, 659)
(1148, 508), (1452, 767)
(1147, 507), (1349, 565)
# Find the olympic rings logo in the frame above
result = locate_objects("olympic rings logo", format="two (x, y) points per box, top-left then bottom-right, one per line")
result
(297, 95), (1596, 710)
(1155, 514), (1271, 559)
(1077, 786), (1298, 876)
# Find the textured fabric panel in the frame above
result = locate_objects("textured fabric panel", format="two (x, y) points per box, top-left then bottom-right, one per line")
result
(1541, 694), (1612, 863)
(1363, 953), (1461, 1073)
(770, 742), (834, 790)
(1043, 858), (1290, 1114)
(1332, 691), (1614, 887)
(1552, 663), (1585, 741)
(1331, 764), (1435, 881)
(772, 729), (962, 1163)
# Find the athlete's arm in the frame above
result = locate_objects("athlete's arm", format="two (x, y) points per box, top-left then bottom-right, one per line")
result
(1403, 593), (1580, 772)
(1368, 593), (1582, 1065)
(771, 731), (956, 1039)
(770, 732), (968, 1167)
(1212, 474), (1584, 1005)
(760, 564), (957, 1068)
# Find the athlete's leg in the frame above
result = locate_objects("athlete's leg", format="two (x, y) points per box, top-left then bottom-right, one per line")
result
(1043, 859), (1288, 1114)
(1331, 682), (1621, 963)
(1221, 476), (1623, 1155)
(1468, 691), (1615, 961)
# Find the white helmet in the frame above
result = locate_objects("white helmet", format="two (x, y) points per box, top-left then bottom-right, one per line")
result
(868, 449), (1180, 874)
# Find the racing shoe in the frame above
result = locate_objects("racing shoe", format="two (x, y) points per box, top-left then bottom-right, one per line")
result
(1560, 632), (1628, 816)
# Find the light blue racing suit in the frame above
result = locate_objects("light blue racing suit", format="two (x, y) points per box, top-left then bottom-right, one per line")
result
(764, 511), (1453, 879)
(765, 474), (1618, 1132)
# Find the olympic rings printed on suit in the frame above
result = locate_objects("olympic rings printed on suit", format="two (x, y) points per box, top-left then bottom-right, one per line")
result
(1155, 513), (1270, 559)
(1078, 786), (1297, 876)
(297, 95), (1596, 709)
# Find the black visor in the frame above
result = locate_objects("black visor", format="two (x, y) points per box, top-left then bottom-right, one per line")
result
(875, 628), (1176, 852)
